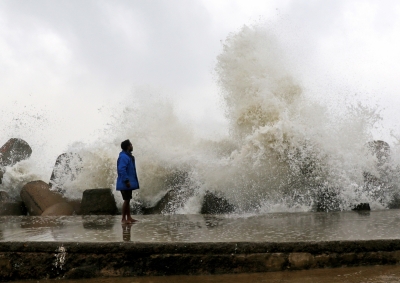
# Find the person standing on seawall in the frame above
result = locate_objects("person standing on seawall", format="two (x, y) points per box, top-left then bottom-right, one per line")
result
(117, 139), (139, 224)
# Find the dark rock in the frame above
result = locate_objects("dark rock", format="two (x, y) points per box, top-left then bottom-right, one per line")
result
(0, 138), (32, 167)
(0, 201), (27, 216)
(41, 202), (74, 216)
(49, 153), (82, 193)
(20, 180), (65, 216)
(201, 191), (236, 214)
(0, 190), (10, 202)
(129, 200), (144, 215)
(142, 170), (195, 214)
(352, 203), (371, 211)
(142, 189), (176, 215)
(0, 138), (32, 184)
(81, 189), (118, 215)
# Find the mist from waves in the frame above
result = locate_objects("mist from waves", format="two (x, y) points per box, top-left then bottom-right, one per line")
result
(2, 24), (400, 214)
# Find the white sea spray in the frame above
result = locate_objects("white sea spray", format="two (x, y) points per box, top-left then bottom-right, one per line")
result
(1, 23), (397, 213)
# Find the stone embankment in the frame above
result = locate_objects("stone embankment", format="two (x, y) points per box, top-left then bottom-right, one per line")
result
(2, 240), (400, 280)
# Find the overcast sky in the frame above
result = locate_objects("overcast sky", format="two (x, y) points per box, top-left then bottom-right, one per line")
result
(1, 0), (400, 158)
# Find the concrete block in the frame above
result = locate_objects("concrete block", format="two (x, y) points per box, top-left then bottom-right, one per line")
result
(41, 202), (74, 216)
(0, 138), (32, 167)
(81, 189), (117, 215)
(20, 180), (65, 215)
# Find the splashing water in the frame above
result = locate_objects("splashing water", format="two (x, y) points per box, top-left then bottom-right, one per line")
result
(2, 24), (399, 214)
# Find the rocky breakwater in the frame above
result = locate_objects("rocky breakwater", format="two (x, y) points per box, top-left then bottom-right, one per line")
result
(48, 153), (117, 215)
(20, 180), (74, 216)
(0, 138), (32, 185)
(0, 138), (32, 216)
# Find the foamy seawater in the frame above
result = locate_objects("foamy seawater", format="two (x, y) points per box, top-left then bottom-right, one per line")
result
(1, 24), (400, 214)
(2, 210), (400, 242)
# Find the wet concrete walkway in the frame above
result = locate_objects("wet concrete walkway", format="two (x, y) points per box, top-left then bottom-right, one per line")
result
(2, 209), (400, 242)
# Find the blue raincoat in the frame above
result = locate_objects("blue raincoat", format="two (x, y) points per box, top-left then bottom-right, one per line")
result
(116, 151), (139, 191)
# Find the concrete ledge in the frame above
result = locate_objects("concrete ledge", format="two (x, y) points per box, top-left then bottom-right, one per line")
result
(2, 240), (400, 280)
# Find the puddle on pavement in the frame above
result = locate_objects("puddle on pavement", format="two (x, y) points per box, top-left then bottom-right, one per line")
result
(10, 265), (400, 283)
(2, 210), (400, 242)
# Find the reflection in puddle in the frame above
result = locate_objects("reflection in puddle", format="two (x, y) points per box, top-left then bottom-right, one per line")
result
(1, 210), (400, 242)
(122, 224), (132, 241)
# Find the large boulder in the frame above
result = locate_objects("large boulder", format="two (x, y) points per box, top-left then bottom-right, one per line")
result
(142, 189), (176, 215)
(20, 180), (66, 216)
(49, 153), (82, 192)
(0, 138), (32, 167)
(0, 138), (32, 184)
(80, 189), (118, 215)
(41, 202), (74, 216)
(142, 170), (195, 214)
(200, 191), (236, 214)
(352, 203), (371, 211)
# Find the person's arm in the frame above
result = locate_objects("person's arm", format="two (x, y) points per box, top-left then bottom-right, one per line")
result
(117, 155), (130, 187)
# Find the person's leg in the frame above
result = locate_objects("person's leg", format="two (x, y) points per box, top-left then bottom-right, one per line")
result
(126, 190), (138, 222)
(121, 199), (129, 223)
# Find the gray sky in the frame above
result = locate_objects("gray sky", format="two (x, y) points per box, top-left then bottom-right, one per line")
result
(1, 0), (400, 158)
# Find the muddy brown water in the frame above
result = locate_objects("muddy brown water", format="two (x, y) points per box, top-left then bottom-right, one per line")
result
(9, 265), (400, 283)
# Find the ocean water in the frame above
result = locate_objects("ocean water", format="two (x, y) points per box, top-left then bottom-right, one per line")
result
(1, 24), (399, 214)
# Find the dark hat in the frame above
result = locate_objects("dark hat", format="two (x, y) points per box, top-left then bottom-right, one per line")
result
(121, 139), (131, 151)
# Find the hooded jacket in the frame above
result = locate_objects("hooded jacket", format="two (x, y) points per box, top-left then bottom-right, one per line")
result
(116, 151), (139, 191)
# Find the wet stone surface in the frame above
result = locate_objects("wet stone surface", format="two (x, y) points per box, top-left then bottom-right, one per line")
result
(1, 209), (400, 242)
(10, 265), (400, 283)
